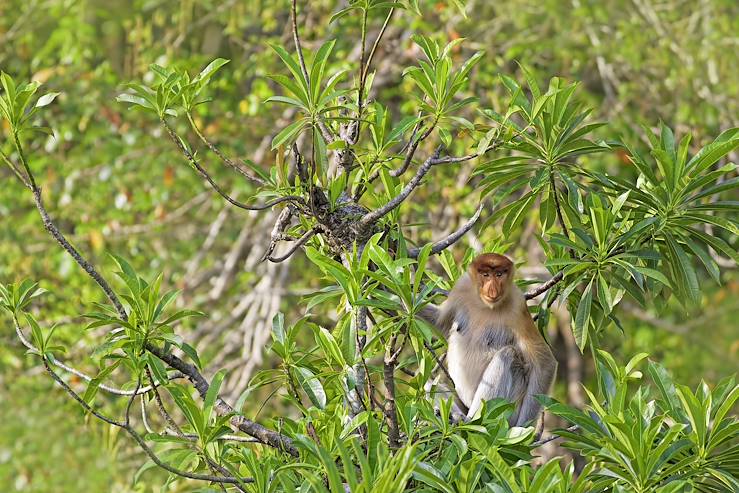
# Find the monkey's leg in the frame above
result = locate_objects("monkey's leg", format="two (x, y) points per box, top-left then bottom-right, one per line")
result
(424, 377), (468, 420)
(466, 346), (524, 420)
(512, 359), (556, 427)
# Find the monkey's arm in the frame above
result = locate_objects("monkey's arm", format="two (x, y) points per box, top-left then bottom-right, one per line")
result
(513, 350), (557, 426)
(465, 346), (526, 420)
(417, 304), (440, 325)
(417, 302), (455, 339)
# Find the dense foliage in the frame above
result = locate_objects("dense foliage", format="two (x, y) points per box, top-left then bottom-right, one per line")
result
(1, 1), (737, 492)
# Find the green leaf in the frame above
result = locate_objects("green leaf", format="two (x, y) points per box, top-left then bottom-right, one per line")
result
(413, 462), (456, 493)
(271, 118), (307, 149)
(573, 278), (594, 350)
(195, 58), (230, 84)
(204, 369), (226, 425)
(294, 366), (326, 409)
(35, 92), (60, 108)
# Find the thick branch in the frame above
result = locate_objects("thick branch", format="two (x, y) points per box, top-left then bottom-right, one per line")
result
(383, 333), (401, 449)
(147, 345), (299, 456)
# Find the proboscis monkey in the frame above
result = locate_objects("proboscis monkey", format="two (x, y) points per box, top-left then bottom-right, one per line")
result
(423, 253), (556, 425)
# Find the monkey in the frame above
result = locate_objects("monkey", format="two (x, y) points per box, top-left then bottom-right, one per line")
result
(421, 253), (556, 426)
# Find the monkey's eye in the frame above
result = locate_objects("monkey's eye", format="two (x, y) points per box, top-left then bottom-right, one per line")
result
(481, 272), (490, 277)
(495, 271), (504, 278)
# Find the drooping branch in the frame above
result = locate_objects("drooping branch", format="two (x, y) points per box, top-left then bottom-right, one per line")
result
(163, 119), (304, 211)
(407, 203), (483, 259)
(31, 187), (128, 319)
(15, 323), (184, 395)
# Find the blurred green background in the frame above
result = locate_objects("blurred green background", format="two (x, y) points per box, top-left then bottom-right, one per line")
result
(1, 1), (737, 491)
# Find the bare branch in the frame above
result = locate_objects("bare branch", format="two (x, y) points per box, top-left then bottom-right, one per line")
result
(431, 153), (479, 165)
(262, 206), (295, 261)
(163, 119), (303, 211)
(264, 228), (316, 263)
(532, 424), (579, 447)
(524, 271), (564, 300)
(187, 114), (267, 186)
(362, 7), (395, 87)
(290, 0), (334, 142)
(408, 203), (483, 259)
(359, 146), (443, 227)
(31, 187), (127, 318)
(383, 333), (401, 449)
(390, 123), (436, 178)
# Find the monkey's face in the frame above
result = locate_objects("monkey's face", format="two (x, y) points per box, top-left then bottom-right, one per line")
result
(470, 253), (514, 307)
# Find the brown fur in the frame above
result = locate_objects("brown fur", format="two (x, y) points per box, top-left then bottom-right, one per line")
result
(431, 253), (557, 425)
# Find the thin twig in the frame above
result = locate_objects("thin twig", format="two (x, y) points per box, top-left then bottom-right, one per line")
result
(163, 120), (303, 211)
(0, 147), (31, 188)
(362, 7), (395, 86)
(291, 0), (334, 142)
(532, 424), (580, 447)
(187, 114), (267, 186)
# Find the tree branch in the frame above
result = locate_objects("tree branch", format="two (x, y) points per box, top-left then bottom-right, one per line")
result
(186, 114), (267, 186)
(14, 314), (251, 485)
(291, 0), (333, 143)
(11, 143), (299, 457)
(358, 146), (443, 227)
(264, 228), (316, 263)
(524, 271), (564, 300)
(531, 424), (579, 447)
(408, 203), (483, 259)
(162, 119), (303, 211)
